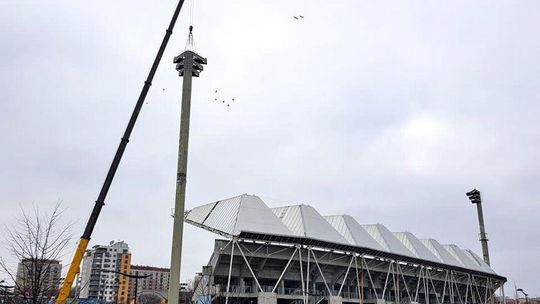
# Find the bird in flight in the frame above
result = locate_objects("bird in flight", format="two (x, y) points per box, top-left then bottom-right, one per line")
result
(293, 15), (304, 20)
(211, 89), (236, 108)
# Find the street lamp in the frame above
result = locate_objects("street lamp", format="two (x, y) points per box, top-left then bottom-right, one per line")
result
(0, 280), (15, 304)
(517, 289), (528, 304)
(100, 269), (151, 304)
(0, 280), (5, 304)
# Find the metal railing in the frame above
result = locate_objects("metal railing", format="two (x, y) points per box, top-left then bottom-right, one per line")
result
(217, 284), (383, 300)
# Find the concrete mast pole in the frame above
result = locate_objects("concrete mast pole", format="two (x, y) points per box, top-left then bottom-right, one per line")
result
(475, 200), (491, 266)
(466, 189), (491, 266)
(168, 27), (206, 304)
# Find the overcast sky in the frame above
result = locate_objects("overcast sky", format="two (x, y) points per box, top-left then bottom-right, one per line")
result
(1, 0), (539, 297)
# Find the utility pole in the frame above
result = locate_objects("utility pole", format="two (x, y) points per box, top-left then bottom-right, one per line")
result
(167, 26), (207, 304)
(466, 189), (491, 265)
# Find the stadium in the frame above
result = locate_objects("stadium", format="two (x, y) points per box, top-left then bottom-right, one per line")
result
(185, 194), (506, 304)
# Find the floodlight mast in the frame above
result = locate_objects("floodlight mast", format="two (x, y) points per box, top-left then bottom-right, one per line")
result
(466, 189), (491, 266)
(168, 26), (207, 304)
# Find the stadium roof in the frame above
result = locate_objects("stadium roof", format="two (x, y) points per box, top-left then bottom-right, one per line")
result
(185, 194), (502, 279)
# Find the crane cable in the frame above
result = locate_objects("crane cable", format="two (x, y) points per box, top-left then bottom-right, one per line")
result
(185, 0), (196, 52)
(189, 0), (195, 27)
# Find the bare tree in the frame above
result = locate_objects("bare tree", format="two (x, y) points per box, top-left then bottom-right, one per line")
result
(186, 277), (200, 294)
(0, 203), (72, 304)
(189, 274), (212, 304)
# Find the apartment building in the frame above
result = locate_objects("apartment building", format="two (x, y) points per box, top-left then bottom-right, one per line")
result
(129, 265), (170, 299)
(15, 258), (62, 296)
(79, 241), (131, 303)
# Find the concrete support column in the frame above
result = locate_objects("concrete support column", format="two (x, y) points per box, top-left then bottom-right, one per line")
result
(329, 296), (343, 304)
(168, 30), (207, 304)
(258, 292), (277, 304)
(240, 277), (245, 293)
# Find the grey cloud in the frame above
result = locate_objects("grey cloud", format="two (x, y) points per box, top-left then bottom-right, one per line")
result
(1, 0), (539, 296)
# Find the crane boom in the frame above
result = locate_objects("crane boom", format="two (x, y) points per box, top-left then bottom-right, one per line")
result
(55, 1), (186, 303)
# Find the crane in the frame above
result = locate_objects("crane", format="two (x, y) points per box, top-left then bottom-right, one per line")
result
(55, 1), (187, 303)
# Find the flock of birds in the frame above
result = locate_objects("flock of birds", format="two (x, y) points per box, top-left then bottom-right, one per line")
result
(213, 90), (235, 108)
(209, 15), (303, 109)
(155, 15), (305, 108)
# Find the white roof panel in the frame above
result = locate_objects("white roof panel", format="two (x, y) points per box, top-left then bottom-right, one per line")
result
(186, 201), (218, 224)
(325, 215), (385, 251)
(272, 205), (348, 243)
(272, 206), (305, 236)
(465, 250), (495, 274)
(420, 239), (461, 267)
(202, 195), (242, 235)
(234, 195), (293, 235)
(444, 245), (483, 271)
(362, 224), (414, 257)
(324, 215), (354, 244)
(393, 232), (439, 262)
(186, 194), (292, 236)
(185, 194), (500, 276)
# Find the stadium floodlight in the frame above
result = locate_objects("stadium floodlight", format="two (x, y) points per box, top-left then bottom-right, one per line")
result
(466, 189), (481, 204)
(466, 188), (490, 265)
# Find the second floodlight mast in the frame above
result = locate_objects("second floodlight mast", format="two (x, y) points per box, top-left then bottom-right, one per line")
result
(466, 189), (491, 266)
(168, 26), (207, 304)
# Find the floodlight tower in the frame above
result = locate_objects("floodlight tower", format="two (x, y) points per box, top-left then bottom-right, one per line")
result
(168, 26), (207, 304)
(466, 189), (491, 266)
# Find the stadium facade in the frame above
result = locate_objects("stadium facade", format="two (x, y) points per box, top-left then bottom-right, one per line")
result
(185, 194), (506, 304)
